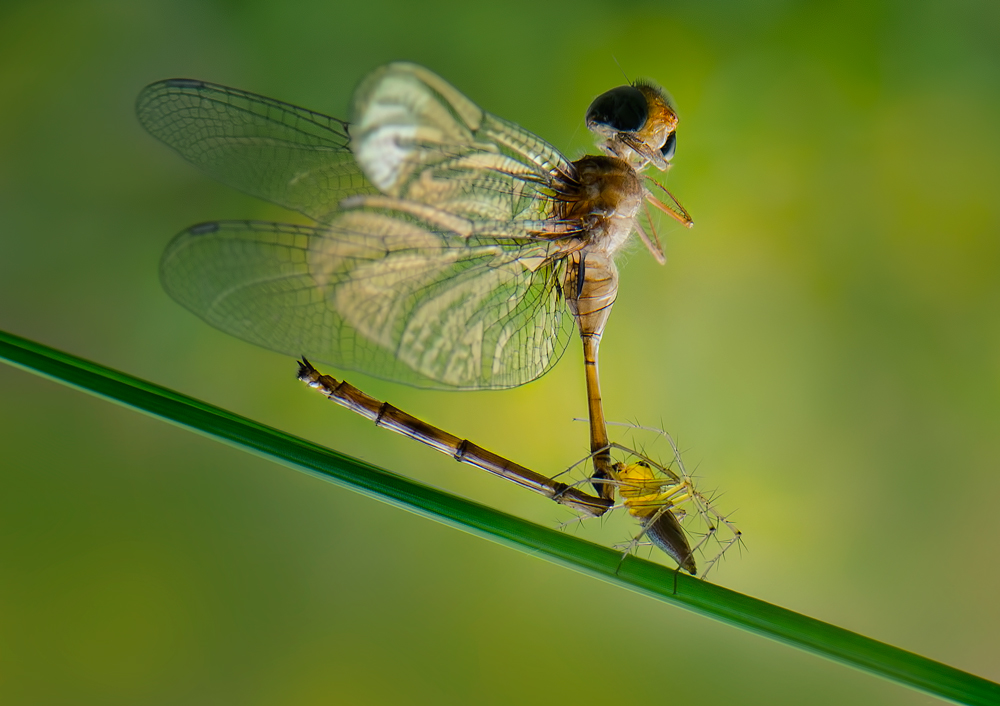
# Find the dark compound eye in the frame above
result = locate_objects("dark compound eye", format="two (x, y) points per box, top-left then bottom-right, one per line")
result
(660, 131), (676, 161)
(586, 85), (648, 133)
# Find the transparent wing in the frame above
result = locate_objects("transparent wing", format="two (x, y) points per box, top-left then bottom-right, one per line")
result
(136, 79), (377, 220)
(348, 63), (578, 225)
(160, 217), (576, 390)
(147, 64), (587, 389)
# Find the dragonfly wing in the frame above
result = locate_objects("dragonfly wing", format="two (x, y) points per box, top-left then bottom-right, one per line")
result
(161, 216), (575, 390)
(350, 63), (577, 225)
(136, 79), (376, 220)
(150, 65), (585, 389)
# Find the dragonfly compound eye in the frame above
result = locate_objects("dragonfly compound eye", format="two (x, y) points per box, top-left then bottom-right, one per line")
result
(660, 131), (676, 161)
(586, 85), (648, 134)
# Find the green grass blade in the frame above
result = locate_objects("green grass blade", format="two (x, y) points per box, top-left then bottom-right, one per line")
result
(1, 327), (997, 706)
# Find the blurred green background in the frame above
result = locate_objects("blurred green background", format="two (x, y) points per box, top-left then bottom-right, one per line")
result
(2, 0), (998, 704)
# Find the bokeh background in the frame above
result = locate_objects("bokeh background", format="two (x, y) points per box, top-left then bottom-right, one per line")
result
(2, 1), (998, 704)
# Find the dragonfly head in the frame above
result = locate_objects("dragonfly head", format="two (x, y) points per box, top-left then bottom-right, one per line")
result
(585, 82), (679, 172)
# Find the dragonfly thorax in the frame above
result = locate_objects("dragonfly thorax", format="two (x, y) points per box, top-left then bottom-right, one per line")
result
(566, 155), (644, 259)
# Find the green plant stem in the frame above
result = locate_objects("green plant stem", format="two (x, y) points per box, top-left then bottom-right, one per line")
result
(1, 327), (997, 706)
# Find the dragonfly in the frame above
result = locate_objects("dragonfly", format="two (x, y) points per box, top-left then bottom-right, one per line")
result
(137, 63), (699, 569)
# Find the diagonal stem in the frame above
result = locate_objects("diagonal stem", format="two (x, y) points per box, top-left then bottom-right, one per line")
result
(1, 327), (998, 706)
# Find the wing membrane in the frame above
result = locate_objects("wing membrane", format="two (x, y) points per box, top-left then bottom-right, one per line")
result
(147, 64), (586, 389)
(136, 79), (376, 220)
(161, 218), (575, 389)
(350, 63), (576, 224)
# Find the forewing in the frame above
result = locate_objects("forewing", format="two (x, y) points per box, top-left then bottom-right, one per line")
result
(350, 63), (577, 225)
(136, 79), (376, 220)
(160, 216), (575, 389)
